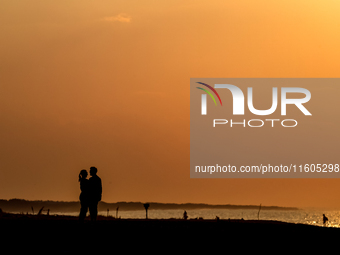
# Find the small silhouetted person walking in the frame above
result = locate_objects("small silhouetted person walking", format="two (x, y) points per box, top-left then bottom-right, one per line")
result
(323, 214), (328, 226)
(88, 166), (102, 222)
(183, 210), (188, 220)
(79, 169), (90, 223)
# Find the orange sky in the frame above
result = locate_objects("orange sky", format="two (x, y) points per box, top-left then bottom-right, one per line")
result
(1, 0), (340, 209)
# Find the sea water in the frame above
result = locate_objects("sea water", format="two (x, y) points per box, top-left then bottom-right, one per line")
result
(54, 208), (340, 227)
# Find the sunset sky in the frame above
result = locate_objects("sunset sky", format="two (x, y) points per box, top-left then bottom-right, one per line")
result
(1, 0), (340, 209)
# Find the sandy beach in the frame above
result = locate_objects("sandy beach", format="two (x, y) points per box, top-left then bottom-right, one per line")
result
(1, 212), (339, 253)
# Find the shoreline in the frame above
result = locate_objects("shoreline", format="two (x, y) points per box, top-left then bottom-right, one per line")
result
(1, 209), (335, 227)
(0, 198), (300, 213)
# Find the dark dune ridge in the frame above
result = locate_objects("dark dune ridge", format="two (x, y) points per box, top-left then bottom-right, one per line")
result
(1, 212), (339, 253)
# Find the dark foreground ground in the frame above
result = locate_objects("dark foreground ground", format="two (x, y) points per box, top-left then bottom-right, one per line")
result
(1, 212), (339, 253)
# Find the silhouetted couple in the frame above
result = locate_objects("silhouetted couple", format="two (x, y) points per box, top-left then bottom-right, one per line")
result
(78, 166), (102, 223)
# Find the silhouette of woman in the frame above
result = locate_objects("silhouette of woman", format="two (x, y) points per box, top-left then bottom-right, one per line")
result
(78, 169), (90, 223)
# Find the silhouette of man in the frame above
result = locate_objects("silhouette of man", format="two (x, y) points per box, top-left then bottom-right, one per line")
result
(88, 166), (102, 222)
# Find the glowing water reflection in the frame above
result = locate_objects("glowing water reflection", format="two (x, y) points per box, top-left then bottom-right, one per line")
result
(54, 208), (340, 228)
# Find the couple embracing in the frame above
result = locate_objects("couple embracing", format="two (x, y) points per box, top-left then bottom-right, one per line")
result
(78, 166), (102, 222)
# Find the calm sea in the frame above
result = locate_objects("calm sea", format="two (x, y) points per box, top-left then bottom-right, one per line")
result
(55, 208), (340, 228)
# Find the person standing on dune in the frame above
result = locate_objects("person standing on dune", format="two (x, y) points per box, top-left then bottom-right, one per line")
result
(88, 166), (102, 222)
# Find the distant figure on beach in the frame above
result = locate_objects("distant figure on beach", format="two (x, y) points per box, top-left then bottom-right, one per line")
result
(78, 169), (90, 223)
(88, 166), (102, 222)
(183, 210), (188, 220)
(323, 214), (328, 226)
